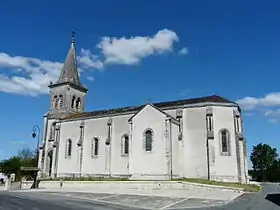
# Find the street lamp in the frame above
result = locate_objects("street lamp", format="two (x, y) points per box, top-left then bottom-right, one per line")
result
(32, 125), (40, 158)
(31, 125), (40, 188)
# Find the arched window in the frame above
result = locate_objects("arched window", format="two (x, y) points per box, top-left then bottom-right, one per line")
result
(71, 96), (76, 108)
(53, 95), (58, 108)
(144, 129), (153, 152)
(76, 97), (81, 109)
(50, 123), (56, 140)
(121, 135), (129, 156)
(65, 139), (72, 158)
(220, 129), (230, 156)
(91, 137), (99, 157)
(124, 136), (129, 155)
(59, 95), (63, 107)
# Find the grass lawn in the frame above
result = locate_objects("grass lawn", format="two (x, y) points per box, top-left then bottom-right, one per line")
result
(173, 178), (260, 192)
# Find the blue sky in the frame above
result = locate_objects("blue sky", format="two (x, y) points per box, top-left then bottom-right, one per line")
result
(0, 0), (280, 166)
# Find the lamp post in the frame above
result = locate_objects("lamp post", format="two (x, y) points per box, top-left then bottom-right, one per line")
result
(32, 125), (40, 188)
(32, 125), (40, 159)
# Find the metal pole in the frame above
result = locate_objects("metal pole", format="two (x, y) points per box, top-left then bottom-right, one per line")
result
(32, 125), (40, 188)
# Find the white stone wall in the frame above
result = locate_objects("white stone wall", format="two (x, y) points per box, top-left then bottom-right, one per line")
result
(110, 115), (132, 176)
(40, 102), (246, 183)
(130, 105), (169, 180)
(81, 117), (108, 176)
(182, 107), (208, 179)
(171, 122), (181, 178)
(56, 120), (81, 176)
(210, 106), (239, 182)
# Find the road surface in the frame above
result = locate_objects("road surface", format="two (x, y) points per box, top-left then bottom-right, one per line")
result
(207, 182), (280, 210)
(0, 183), (279, 209)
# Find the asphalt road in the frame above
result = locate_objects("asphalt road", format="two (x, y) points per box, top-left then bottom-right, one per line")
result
(207, 182), (280, 210)
(0, 183), (279, 210)
(0, 191), (139, 210)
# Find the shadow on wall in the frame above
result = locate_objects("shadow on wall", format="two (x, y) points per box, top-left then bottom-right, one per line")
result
(265, 193), (280, 206)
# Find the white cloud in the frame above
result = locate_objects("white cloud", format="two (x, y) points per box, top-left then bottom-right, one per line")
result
(179, 47), (188, 55)
(86, 76), (95, 82)
(264, 109), (280, 116)
(0, 53), (63, 96)
(97, 29), (179, 65)
(179, 89), (191, 96)
(236, 92), (280, 110)
(0, 50), (102, 96)
(9, 140), (27, 145)
(268, 118), (279, 123)
(243, 112), (253, 116)
(0, 29), (180, 96)
(237, 93), (280, 122)
(77, 48), (103, 70)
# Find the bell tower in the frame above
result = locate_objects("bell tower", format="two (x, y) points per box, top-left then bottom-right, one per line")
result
(48, 32), (88, 118)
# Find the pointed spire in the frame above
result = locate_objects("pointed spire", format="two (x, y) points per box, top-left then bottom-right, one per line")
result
(55, 31), (80, 85)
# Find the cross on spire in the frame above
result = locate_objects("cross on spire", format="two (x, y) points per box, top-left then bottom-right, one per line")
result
(71, 30), (76, 43)
(147, 97), (151, 103)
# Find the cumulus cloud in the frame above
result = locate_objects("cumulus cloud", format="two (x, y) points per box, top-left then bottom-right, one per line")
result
(97, 29), (179, 65)
(86, 76), (95, 82)
(77, 48), (103, 70)
(237, 93), (280, 122)
(236, 92), (280, 110)
(0, 53), (63, 96)
(0, 29), (181, 96)
(9, 140), (27, 145)
(0, 50), (103, 96)
(179, 47), (188, 55)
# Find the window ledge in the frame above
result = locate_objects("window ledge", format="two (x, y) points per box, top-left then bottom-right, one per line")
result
(207, 130), (214, 139)
(121, 154), (129, 157)
(236, 132), (244, 140)
(221, 152), (230, 156)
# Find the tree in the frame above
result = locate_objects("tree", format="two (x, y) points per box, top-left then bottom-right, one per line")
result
(0, 156), (22, 179)
(266, 159), (280, 182)
(0, 148), (37, 181)
(250, 143), (278, 181)
(18, 148), (37, 168)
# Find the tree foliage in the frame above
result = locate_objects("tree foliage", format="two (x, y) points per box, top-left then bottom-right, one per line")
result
(249, 143), (280, 182)
(0, 148), (37, 181)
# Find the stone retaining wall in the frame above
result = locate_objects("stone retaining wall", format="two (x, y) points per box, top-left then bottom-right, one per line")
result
(32, 181), (243, 192)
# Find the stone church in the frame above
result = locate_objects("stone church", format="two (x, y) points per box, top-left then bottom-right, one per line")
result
(38, 35), (249, 183)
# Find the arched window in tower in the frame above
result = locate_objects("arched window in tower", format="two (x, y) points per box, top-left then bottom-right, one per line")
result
(59, 95), (63, 108)
(71, 96), (76, 109)
(76, 97), (81, 109)
(144, 129), (153, 152)
(220, 129), (230, 156)
(53, 95), (58, 108)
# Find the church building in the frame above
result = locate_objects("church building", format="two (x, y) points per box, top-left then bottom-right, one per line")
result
(38, 35), (249, 183)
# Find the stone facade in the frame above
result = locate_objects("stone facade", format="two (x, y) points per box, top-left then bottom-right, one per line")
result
(38, 36), (248, 183)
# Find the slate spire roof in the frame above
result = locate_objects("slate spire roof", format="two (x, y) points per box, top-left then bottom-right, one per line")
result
(55, 32), (81, 85)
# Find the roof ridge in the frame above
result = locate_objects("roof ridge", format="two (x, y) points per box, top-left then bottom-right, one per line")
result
(61, 95), (236, 120)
